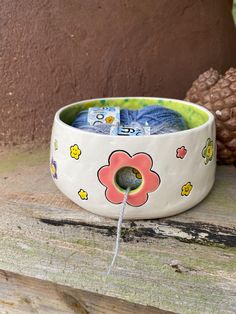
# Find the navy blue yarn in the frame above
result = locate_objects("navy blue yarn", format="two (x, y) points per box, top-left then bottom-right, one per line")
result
(72, 110), (90, 129)
(72, 105), (188, 135)
(120, 106), (187, 134)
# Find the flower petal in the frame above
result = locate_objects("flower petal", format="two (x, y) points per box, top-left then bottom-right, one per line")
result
(142, 170), (161, 193)
(105, 185), (124, 204)
(98, 165), (115, 186)
(131, 153), (153, 171)
(128, 191), (148, 207)
(109, 151), (132, 168)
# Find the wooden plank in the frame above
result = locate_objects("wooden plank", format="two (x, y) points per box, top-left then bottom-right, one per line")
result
(0, 147), (235, 313)
(0, 269), (169, 314)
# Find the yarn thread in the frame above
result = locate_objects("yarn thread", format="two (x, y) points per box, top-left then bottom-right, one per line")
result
(107, 187), (130, 276)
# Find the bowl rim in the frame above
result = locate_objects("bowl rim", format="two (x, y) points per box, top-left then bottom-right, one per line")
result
(54, 97), (215, 139)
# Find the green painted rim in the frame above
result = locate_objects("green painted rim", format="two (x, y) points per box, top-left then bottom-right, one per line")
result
(59, 98), (209, 129)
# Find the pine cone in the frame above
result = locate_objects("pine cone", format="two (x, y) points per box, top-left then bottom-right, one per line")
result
(185, 68), (236, 164)
(185, 68), (221, 105)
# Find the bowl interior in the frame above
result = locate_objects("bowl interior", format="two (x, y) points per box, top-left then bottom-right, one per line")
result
(59, 98), (209, 129)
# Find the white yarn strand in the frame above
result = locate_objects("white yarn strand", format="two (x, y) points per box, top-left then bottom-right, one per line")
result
(107, 187), (130, 276)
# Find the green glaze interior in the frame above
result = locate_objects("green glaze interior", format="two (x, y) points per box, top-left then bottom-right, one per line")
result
(60, 98), (209, 129)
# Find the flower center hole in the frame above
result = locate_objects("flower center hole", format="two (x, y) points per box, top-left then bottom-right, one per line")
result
(115, 167), (143, 191)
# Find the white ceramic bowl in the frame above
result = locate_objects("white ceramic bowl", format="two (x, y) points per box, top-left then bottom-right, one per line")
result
(50, 97), (216, 219)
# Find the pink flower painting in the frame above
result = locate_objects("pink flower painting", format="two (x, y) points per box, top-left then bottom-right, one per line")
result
(98, 150), (160, 207)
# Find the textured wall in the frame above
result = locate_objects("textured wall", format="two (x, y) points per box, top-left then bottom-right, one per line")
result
(0, 0), (236, 145)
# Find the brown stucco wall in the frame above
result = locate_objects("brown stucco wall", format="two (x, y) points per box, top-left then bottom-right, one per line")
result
(1, 0), (236, 145)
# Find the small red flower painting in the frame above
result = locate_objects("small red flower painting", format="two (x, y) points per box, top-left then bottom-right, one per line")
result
(176, 146), (187, 159)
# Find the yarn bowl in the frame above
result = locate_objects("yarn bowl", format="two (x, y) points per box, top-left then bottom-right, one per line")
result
(50, 97), (216, 220)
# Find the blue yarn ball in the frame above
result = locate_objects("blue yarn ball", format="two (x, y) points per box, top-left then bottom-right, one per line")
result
(120, 105), (188, 134)
(115, 167), (142, 190)
(72, 105), (188, 135)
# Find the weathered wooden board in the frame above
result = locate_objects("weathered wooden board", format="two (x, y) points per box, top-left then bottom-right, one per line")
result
(0, 147), (235, 313)
(0, 269), (169, 314)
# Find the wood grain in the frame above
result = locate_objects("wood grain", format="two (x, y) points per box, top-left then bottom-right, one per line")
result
(0, 147), (235, 313)
(0, 270), (170, 314)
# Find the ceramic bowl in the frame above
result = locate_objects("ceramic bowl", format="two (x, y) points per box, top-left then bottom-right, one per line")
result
(50, 97), (216, 219)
